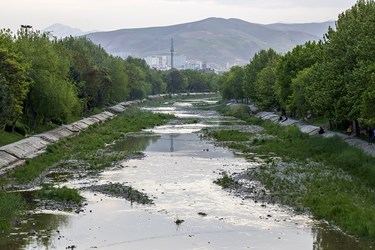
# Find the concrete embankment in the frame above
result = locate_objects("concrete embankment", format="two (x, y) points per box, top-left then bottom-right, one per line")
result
(254, 111), (375, 157)
(0, 92), (216, 174)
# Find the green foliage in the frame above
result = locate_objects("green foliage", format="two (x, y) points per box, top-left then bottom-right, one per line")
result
(0, 130), (24, 146)
(0, 30), (31, 130)
(15, 30), (82, 127)
(0, 192), (25, 232)
(214, 172), (239, 189)
(288, 67), (314, 118)
(275, 41), (321, 111)
(35, 184), (82, 203)
(254, 64), (278, 109)
(220, 66), (244, 100)
(166, 68), (187, 93)
(243, 48), (280, 102)
(209, 129), (252, 141)
(308, 0), (375, 124)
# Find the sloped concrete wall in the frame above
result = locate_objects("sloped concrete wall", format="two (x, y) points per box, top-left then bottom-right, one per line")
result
(0, 93), (217, 173)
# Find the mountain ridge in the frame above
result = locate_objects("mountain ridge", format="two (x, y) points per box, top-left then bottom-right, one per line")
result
(45, 18), (334, 66)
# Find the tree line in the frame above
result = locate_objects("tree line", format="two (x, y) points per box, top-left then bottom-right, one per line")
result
(0, 29), (220, 133)
(220, 0), (375, 131)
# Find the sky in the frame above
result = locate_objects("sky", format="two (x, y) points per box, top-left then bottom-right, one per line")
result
(1, 0), (358, 32)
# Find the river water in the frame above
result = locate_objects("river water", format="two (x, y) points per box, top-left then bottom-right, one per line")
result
(2, 98), (374, 249)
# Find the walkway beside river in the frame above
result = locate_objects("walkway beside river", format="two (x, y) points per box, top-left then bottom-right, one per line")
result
(255, 111), (375, 157)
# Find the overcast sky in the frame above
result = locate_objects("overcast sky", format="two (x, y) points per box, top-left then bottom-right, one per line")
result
(1, 0), (358, 32)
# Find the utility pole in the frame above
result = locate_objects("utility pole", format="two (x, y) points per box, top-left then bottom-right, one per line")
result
(170, 38), (174, 69)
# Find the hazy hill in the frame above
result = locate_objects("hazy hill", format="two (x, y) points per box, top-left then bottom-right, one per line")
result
(43, 23), (95, 39)
(85, 18), (333, 66)
(265, 21), (335, 38)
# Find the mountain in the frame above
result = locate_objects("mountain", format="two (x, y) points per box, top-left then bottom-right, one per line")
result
(265, 21), (335, 38)
(42, 23), (95, 39)
(85, 18), (333, 66)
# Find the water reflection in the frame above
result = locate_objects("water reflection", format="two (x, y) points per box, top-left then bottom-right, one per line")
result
(312, 222), (373, 250)
(0, 213), (69, 250)
(111, 134), (158, 152)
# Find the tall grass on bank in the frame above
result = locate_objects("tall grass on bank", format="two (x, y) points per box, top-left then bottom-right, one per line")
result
(35, 185), (82, 203)
(213, 103), (375, 239)
(0, 192), (25, 232)
(9, 107), (174, 184)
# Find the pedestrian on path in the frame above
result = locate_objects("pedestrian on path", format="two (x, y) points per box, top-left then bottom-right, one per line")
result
(318, 127), (325, 135)
(347, 125), (352, 136)
(367, 127), (373, 145)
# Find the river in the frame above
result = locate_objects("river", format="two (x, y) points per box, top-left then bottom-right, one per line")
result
(2, 98), (373, 249)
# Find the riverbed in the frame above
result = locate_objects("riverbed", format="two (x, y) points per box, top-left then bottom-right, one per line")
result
(2, 98), (373, 249)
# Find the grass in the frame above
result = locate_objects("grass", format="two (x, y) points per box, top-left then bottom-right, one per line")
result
(0, 107), (173, 233)
(35, 184), (82, 203)
(9, 107), (174, 184)
(208, 130), (253, 141)
(213, 172), (240, 189)
(0, 130), (24, 147)
(211, 104), (375, 240)
(0, 192), (25, 232)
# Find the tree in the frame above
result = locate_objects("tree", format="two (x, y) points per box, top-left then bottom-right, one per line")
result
(275, 41), (321, 112)
(243, 49), (279, 102)
(105, 56), (130, 102)
(16, 29), (81, 126)
(0, 30), (30, 130)
(254, 64), (278, 110)
(309, 0), (375, 128)
(166, 69), (186, 93)
(220, 66), (244, 101)
(288, 67), (314, 118)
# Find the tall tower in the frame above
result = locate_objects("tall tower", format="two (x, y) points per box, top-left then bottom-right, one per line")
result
(170, 38), (174, 69)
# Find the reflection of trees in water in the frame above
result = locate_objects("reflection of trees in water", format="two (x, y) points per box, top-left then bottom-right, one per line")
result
(112, 135), (158, 152)
(312, 223), (373, 250)
(0, 213), (69, 250)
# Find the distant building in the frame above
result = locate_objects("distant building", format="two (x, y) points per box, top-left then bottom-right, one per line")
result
(186, 60), (202, 70)
(172, 55), (187, 69)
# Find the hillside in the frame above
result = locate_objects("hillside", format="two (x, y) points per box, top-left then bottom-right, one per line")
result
(85, 18), (333, 66)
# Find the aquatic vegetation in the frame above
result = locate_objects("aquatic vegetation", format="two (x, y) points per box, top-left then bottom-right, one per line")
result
(35, 184), (82, 203)
(214, 171), (240, 189)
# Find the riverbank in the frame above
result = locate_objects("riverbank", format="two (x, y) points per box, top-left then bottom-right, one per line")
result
(0, 107), (174, 233)
(0, 92), (217, 174)
(209, 103), (375, 241)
